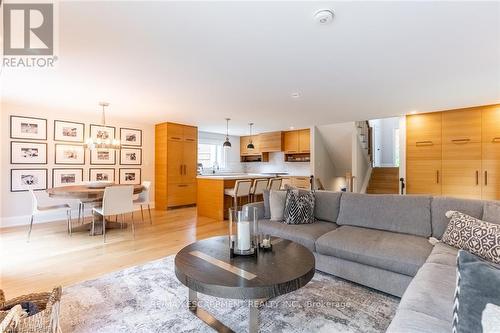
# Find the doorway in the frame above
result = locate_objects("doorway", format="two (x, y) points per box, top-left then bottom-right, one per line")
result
(369, 117), (401, 168)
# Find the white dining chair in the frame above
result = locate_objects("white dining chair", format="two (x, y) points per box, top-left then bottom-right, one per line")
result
(250, 178), (269, 202)
(224, 179), (253, 209)
(92, 186), (135, 243)
(268, 178), (283, 191)
(133, 181), (152, 224)
(27, 189), (72, 242)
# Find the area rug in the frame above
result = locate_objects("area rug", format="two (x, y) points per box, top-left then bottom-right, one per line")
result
(60, 256), (399, 333)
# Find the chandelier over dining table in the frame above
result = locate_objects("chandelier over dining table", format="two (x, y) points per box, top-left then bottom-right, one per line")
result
(85, 102), (122, 150)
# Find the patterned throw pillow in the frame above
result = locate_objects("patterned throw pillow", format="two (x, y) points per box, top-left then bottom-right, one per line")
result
(283, 189), (315, 225)
(442, 211), (500, 264)
(452, 250), (500, 333)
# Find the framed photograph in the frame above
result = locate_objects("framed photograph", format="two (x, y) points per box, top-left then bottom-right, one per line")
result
(10, 141), (47, 164)
(11, 169), (48, 192)
(10, 116), (47, 140)
(52, 168), (83, 188)
(90, 124), (115, 141)
(120, 128), (142, 146)
(119, 168), (141, 185)
(54, 120), (85, 142)
(55, 144), (85, 165)
(120, 148), (142, 165)
(89, 168), (115, 182)
(90, 149), (116, 165)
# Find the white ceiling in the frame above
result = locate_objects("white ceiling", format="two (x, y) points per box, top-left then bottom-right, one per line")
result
(2, 1), (500, 135)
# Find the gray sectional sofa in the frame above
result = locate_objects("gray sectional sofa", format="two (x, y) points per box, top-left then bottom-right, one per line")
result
(243, 192), (489, 333)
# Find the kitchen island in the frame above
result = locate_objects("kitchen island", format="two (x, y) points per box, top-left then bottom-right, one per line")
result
(197, 174), (275, 220)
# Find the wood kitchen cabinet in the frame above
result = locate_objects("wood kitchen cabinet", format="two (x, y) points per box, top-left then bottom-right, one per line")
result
(155, 122), (198, 209)
(298, 129), (310, 153)
(240, 135), (260, 156)
(284, 129), (310, 153)
(258, 131), (283, 152)
(284, 131), (299, 153)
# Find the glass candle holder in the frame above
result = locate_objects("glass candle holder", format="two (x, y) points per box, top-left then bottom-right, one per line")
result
(229, 207), (258, 258)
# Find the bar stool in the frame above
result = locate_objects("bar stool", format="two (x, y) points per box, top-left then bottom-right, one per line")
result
(224, 179), (253, 209)
(250, 178), (269, 202)
(268, 178), (283, 191)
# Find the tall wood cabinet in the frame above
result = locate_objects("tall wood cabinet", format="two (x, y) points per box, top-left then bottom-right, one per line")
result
(406, 104), (500, 200)
(155, 122), (198, 209)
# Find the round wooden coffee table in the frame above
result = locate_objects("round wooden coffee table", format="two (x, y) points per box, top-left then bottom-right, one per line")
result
(175, 236), (315, 333)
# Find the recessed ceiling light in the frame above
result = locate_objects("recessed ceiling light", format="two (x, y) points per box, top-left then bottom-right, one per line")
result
(291, 92), (301, 99)
(410, 110), (418, 115)
(314, 9), (334, 25)
(290, 126), (295, 130)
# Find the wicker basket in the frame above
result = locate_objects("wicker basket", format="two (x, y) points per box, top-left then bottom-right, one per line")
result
(0, 287), (62, 333)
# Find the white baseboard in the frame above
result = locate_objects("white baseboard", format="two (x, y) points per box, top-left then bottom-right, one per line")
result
(0, 202), (155, 229)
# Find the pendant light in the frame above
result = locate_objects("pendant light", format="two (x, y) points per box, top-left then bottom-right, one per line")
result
(247, 123), (255, 150)
(223, 118), (232, 148)
(85, 102), (121, 150)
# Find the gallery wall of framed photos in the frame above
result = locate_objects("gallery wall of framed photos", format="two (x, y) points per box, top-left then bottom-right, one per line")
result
(7, 115), (146, 193)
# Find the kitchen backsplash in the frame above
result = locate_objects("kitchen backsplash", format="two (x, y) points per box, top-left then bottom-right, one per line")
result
(242, 152), (311, 176)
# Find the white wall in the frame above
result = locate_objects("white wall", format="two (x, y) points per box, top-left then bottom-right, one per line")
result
(312, 126), (338, 190)
(352, 130), (371, 193)
(1, 102), (155, 227)
(198, 131), (242, 172)
(370, 117), (400, 167)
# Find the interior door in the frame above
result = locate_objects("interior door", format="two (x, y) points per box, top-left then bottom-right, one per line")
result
(167, 140), (184, 184)
(442, 143), (482, 199)
(482, 106), (500, 199)
(482, 143), (500, 200)
(406, 143), (442, 195)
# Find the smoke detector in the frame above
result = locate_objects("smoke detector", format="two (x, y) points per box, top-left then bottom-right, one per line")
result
(314, 9), (334, 25)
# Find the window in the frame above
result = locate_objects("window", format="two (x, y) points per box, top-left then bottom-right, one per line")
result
(198, 143), (227, 169)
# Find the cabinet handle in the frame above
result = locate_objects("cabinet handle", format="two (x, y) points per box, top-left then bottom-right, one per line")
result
(476, 170), (479, 185)
(436, 170), (439, 184)
(416, 141), (433, 146)
(178, 184), (188, 187)
(452, 138), (471, 143)
(171, 137), (181, 140)
(288, 150), (297, 153)
(492, 137), (500, 143)
(186, 138), (195, 142)
(485, 171), (488, 186)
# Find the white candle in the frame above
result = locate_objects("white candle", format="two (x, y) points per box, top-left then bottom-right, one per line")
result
(237, 221), (251, 251)
(262, 239), (271, 247)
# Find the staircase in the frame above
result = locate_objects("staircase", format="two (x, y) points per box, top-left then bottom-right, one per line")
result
(366, 167), (399, 194)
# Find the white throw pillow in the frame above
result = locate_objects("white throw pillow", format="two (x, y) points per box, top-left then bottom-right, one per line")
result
(269, 190), (287, 221)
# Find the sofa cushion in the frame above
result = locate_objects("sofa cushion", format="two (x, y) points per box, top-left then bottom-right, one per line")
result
(441, 211), (500, 264)
(257, 219), (337, 252)
(313, 191), (342, 223)
(393, 262), (456, 330)
(431, 196), (483, 238)
(483, 201), (500, 224)
(336, 193), (432, 237)
(426, 242), (458, 267)
(386, 308), (451, 333)
(315, 226), (433, 276)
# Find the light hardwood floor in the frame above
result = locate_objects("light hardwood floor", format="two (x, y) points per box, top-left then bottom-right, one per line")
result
(0, 208), (226, 298)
